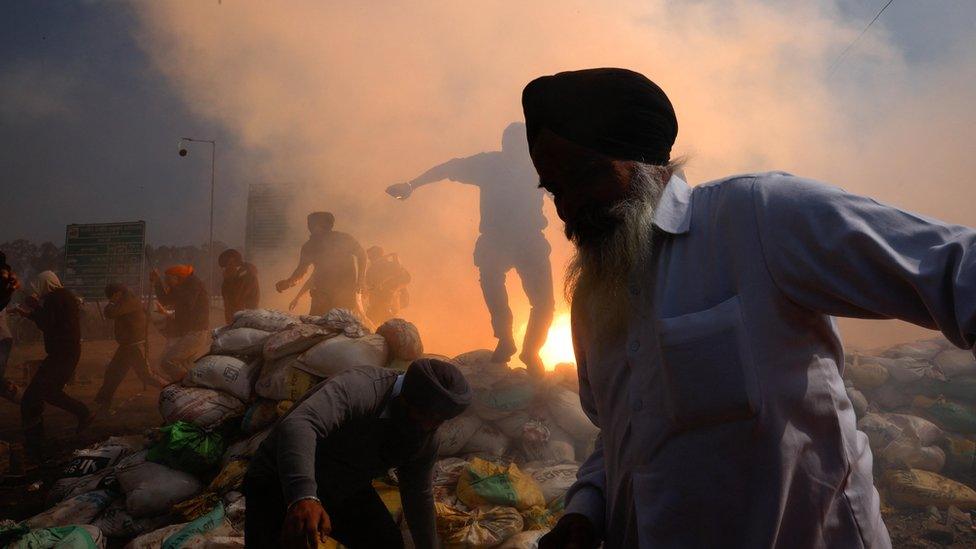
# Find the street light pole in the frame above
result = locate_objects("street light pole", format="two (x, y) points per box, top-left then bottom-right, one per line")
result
(178, 137), (217, 296)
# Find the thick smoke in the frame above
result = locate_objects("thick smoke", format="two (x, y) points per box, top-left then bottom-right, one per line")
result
(131, 1), (975, 355)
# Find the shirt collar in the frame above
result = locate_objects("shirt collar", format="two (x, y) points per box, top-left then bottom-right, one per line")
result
(652, 172), (692, 235)
(380, 374), (406, 419)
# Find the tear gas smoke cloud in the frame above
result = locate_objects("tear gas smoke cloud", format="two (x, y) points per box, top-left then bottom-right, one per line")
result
(131, 1), (976, 355)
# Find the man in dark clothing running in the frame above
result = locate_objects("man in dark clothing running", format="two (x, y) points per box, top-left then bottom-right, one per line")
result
(276, 212), (368, 316)
(218, 248), (260, 324)
(364, 246), (411, 325)
(12, 271), (92, 460)
(0, 252), (20, 401)
(244, 359), (471, 548)
(387, 122), (555, 376)
(93, 283), (163, 412)
(151, 264), (211, 382)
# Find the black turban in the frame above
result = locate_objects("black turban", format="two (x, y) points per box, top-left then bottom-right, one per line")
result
(402, 358), (471, 419)
(522, 68), (677, 165)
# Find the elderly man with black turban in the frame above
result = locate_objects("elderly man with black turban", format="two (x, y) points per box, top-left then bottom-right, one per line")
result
(245, 359), (471, 548)
(526, 68), (976, 548)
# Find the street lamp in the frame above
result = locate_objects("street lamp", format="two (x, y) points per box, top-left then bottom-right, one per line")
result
(177, 137), (216, 295)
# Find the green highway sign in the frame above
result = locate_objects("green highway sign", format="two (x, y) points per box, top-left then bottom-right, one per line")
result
(63, 221), (146, 299)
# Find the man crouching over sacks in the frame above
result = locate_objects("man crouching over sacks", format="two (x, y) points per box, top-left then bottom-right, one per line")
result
(244, 359), (471, 548)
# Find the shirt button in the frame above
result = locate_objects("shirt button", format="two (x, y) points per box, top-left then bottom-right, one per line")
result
(629, 340), (640, 352)
(632, 398), (644, 411)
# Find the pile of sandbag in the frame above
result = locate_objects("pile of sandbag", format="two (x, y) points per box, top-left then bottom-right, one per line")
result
(845, 337), (976, 513)
(4, 308), (432, 548)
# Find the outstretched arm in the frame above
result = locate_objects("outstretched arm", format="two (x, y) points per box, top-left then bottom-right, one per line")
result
(387, 153), (495, 199)
(756, 174), (976, 354)
(289, 277), (313, 311)
(277, 243), (313, 292)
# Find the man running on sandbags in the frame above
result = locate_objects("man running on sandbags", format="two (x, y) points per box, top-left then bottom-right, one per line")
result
(150, 264), (211, 382)
(244, 358), (471, 549)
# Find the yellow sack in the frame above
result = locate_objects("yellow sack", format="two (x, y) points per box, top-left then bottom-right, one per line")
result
(456, 458), (545, 511)
(372, 479), (403, 524)
(435, 502), (524, 547)
(883, 468), (976, 509)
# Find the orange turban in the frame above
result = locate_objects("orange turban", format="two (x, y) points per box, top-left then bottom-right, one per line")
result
(165, 264), (194, 279)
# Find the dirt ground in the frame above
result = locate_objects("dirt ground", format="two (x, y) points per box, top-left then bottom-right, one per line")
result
(1, 339), (975, 547)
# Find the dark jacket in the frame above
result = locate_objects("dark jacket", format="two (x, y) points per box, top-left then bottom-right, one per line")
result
(28, 287), (81, 356)
(155, 274), (209, 335)
(104, 290), (147, 345)
(248, 366), (438, 549)
(221, 263), (260, 324)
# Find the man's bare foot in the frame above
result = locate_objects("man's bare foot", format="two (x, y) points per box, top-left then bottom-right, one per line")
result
(520, 351), (546, 379)
(492, 337), (518, 363)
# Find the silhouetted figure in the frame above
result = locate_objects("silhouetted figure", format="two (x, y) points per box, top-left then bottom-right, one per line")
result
(12, 271), (93, 461)
(387, 123), (554, 376)
(94, 283), (163, 411)
(364, 246), (412, 325)
(151, 264), (211, 382)
(277, 212), (367, 316)
(0, 252), (19, 401)
(219, 248), (260, 324)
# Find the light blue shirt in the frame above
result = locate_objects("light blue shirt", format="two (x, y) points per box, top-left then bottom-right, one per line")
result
(565, 172), (976, 548)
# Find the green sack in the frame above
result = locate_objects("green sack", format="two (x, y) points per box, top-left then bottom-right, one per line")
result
(914, 396), (976, 434)
(917, 376), (976, 403)
(6, 525), (99, 549)
(162, 501), (225, 549)
(148, 420), (226, 475)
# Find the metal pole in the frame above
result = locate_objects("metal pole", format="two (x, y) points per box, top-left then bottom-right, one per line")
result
(209, 141), (216, 297)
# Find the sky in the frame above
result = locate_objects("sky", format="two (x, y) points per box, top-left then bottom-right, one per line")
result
(2, 0), (975, 356)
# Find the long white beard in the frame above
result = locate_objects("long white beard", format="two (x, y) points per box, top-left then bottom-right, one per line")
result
(566, 164), (666, 343)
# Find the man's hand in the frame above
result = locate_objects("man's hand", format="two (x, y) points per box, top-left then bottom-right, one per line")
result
(281, 498), (332, 548)
(386, 182), (413, 200)
(538, 513), (597, 549)
(288, 296), (300, 311)
(276, 279), (294, 293)
(149, 269), (161, 284)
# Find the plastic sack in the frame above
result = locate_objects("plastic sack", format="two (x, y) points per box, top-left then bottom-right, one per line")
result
(184, 355), (261, 402)
(525, 463), (580, 504)
(93, 498), (173, 539)
(934, 349), (976, 378)
(300, 308), (368, 338)
(211, 328), (272, 356)
(254, 355), (321, 401)
(499, 530), (548, 549)
(376, 319), (424, 361)
(845, 385), (868, 419)
(162, 501), (225, 549)
(860, 356), (932, 384)
(857, 413), (903, 452)
(883, 468), (976, 509)
(457, 458), (546, 511)
(5, 524), (104, 549)
(942, 434), (976, 477)
(436, 415), (482, 456)
(546, 386), (599, 442)
(882, 438), (946, 472)
(883, 340), (944, 361)
(222, 429), (271, 465)
(263, 324), (332, 361)
(148, 421), (226, 475)
(297, 334), (389, 378)
(117, 451), (204, 518)
(48, 437), (141, 503)
(913, 396), (976, 433)
(124, 523), (188, 549)
(228, 309), (299, 332)
(435, 502), (524, 548)
(845, 358), (889, 390)
(520, 424), (575, 464)
(916, 376), (976, 403)
(159, 385), (246, 428)
(27, 489), (115, 529)
(241, 399), (284, 434)
(882, 414), (945, 446)
(461, 424), (509, 457)
(472, 374), (537, 421)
